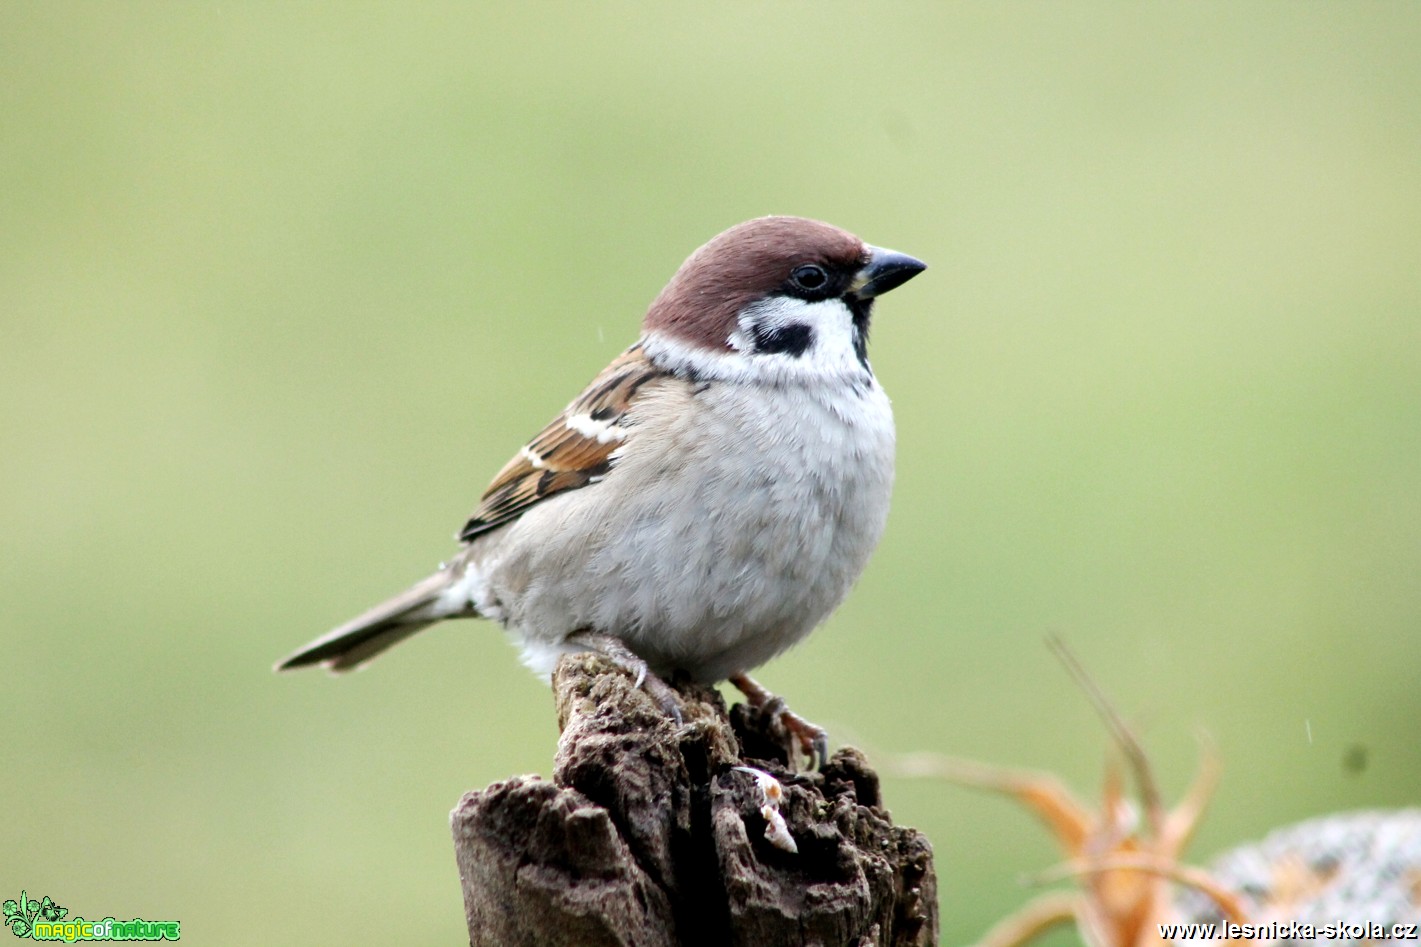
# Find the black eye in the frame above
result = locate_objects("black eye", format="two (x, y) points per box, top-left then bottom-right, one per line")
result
(790, 264), (828, 292)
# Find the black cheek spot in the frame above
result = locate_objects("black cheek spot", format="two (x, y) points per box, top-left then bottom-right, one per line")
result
(751, 322), (814, 357)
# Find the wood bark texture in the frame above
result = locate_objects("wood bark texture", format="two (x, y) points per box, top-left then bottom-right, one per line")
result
(451, 653), (938, 947)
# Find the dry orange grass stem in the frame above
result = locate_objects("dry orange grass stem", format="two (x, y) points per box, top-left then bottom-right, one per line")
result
(891, 636), (1247, 947)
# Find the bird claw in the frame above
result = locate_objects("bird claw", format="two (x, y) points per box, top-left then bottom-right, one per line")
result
(778, 707), (830, 772)
(730, 673), (830, 771)
(640, 671), (684, 726)
(566, 631), (683, 726)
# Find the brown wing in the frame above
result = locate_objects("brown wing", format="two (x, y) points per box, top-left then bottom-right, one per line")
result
(459, 343), (669, 541)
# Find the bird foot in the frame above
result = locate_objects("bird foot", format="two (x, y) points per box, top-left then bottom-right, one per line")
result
(566, 631), (683, 726)
(729, 672), (829, 771)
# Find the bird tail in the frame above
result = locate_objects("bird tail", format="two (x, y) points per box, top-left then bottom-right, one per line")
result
(275, 570), (464, 673)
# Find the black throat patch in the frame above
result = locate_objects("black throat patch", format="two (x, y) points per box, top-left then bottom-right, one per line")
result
(845, 296), (873, 369)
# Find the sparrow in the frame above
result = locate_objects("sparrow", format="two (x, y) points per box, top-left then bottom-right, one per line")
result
(277, 216), (925, 765)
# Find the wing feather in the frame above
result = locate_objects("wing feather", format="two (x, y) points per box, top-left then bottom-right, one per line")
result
(458, 343), (669, 541)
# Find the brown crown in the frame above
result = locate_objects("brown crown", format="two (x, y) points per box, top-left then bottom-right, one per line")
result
(643, 216), (869, 350)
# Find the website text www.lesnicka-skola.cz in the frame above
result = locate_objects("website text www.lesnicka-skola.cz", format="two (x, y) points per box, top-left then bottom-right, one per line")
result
(1159, 920), (1420, 941)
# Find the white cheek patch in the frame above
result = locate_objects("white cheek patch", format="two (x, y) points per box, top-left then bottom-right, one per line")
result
(643, 295), (874, 389)
(727, 324), (754, 353)
(732, 297), (862, 375)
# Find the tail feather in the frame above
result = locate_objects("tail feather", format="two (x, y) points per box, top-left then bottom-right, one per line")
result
(276, 571), (461, 673)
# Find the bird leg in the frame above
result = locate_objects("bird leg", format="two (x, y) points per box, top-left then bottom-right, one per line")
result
(565, 631), (683, 726)
(729, 672), (829, 770)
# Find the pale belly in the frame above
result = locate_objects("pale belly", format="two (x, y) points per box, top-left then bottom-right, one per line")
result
(461, 379), (895, 681)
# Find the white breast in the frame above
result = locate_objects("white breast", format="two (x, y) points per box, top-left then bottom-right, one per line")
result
(464, 369), (895, 682)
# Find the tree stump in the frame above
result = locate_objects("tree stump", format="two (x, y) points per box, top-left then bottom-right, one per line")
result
(451, 653), (938, 947)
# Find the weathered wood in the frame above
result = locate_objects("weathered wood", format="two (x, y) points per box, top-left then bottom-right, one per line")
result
(452, 653), (938, 946)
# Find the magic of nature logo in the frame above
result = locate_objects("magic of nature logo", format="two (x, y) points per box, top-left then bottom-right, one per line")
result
(3, 892), (179, 942)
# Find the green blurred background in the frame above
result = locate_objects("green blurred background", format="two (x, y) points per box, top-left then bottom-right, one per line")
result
(4, 3), (1418, 944)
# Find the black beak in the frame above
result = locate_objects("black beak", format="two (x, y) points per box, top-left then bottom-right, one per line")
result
(849, 245), (927, 300)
